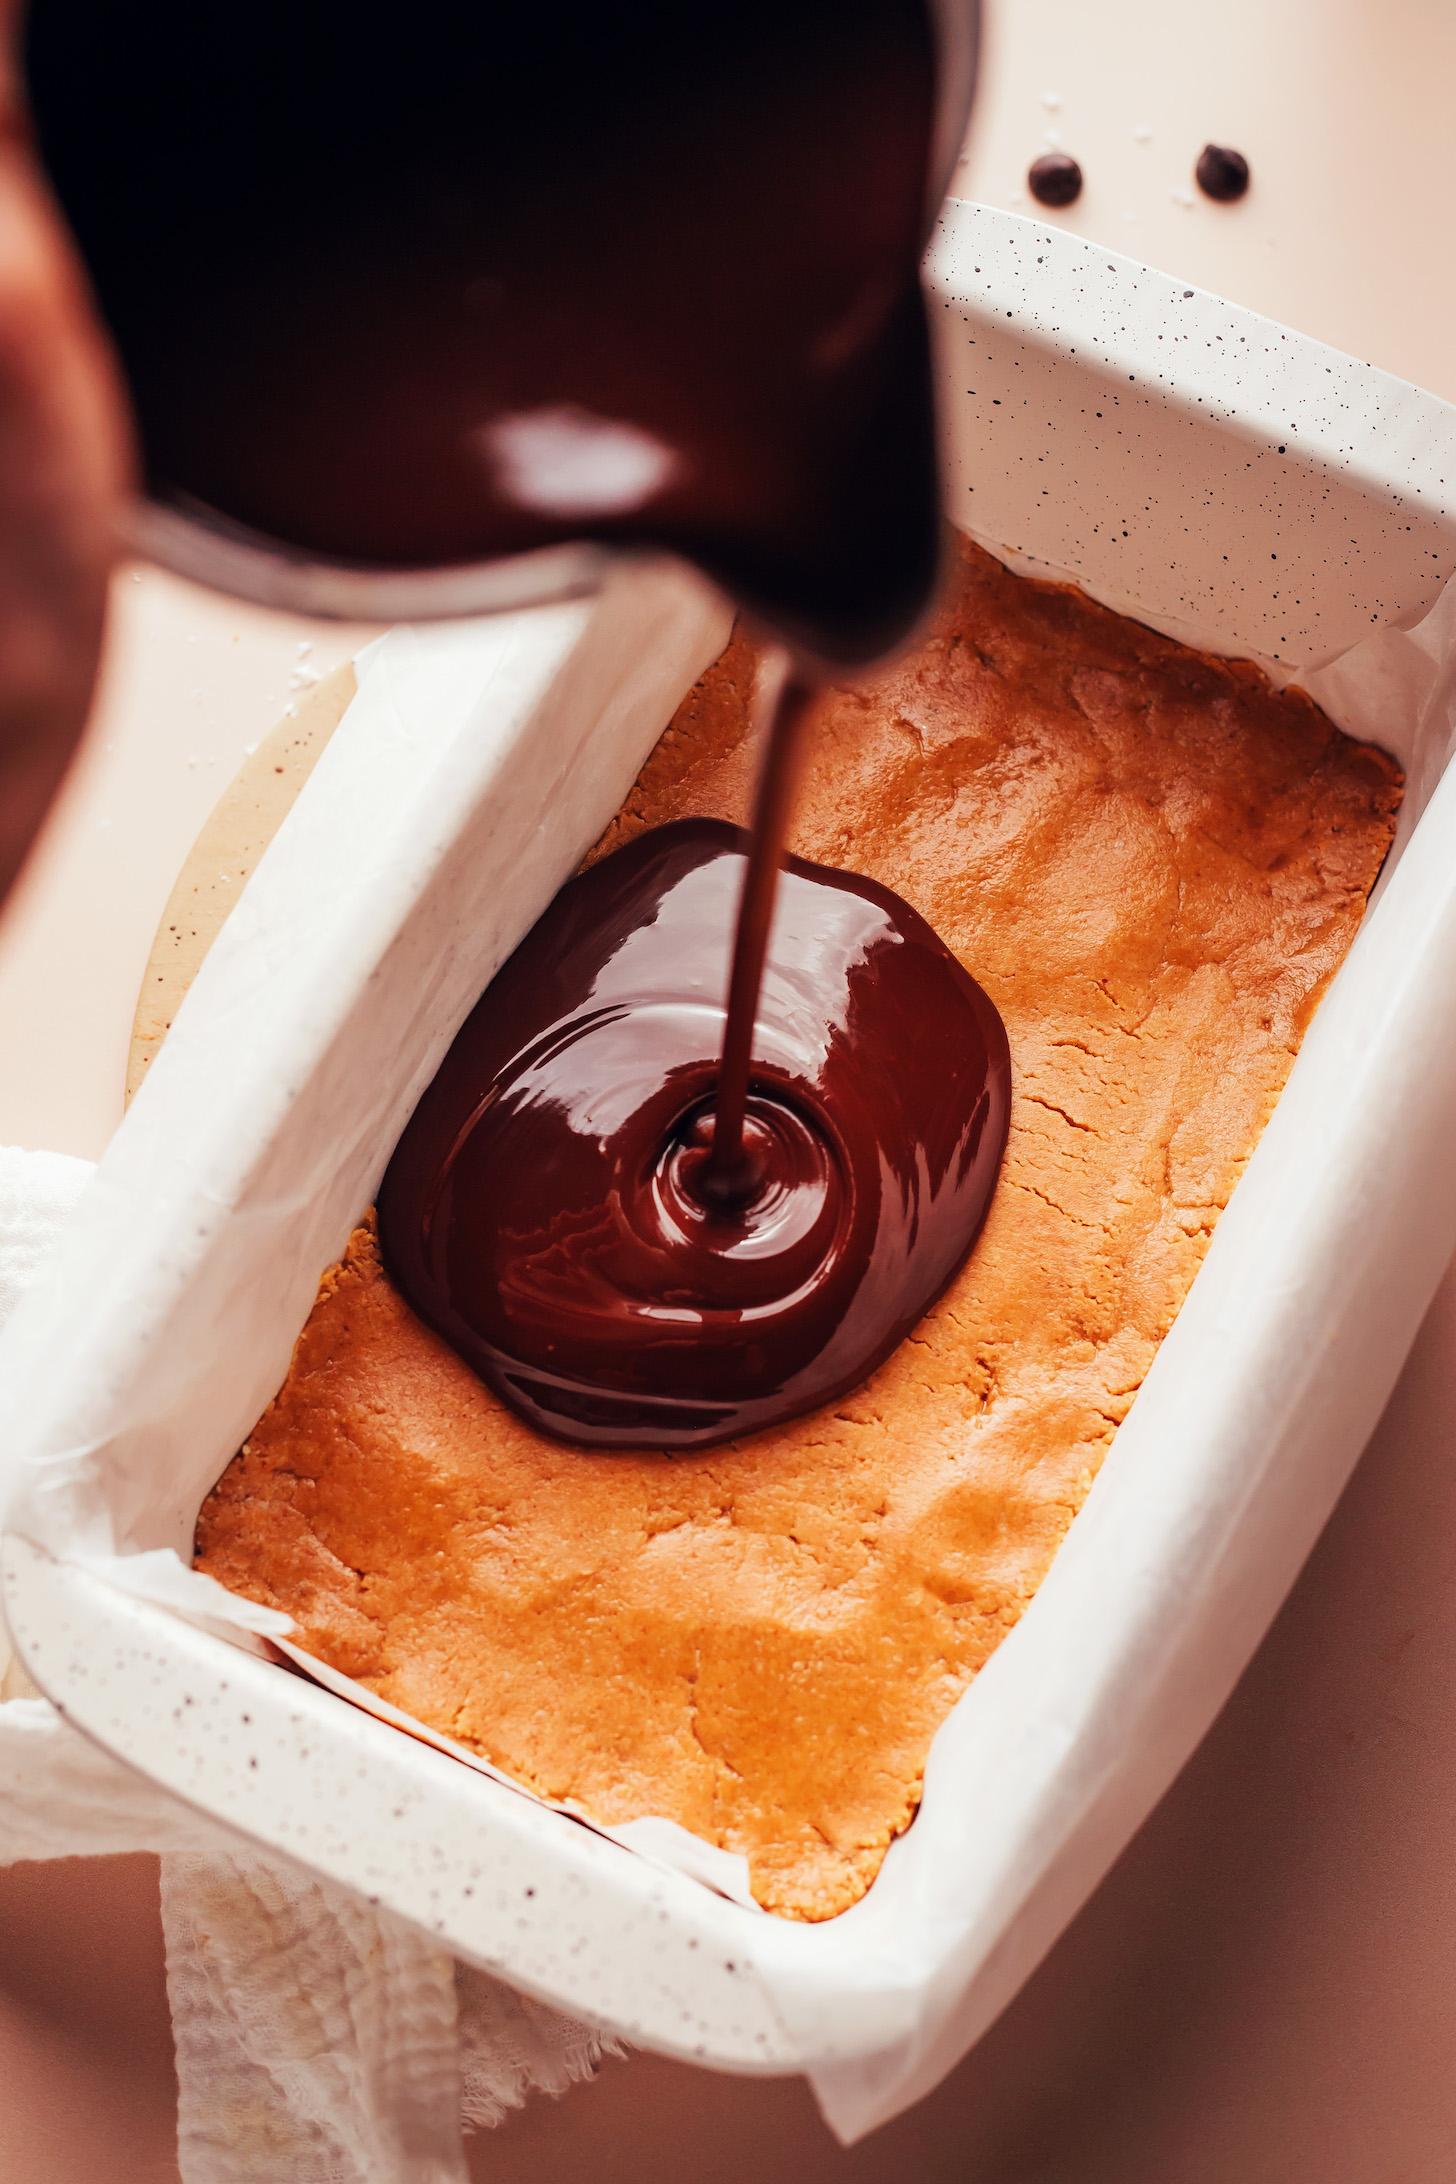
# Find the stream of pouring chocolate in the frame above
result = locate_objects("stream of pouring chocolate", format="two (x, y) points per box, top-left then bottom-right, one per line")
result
(28, 0), (1010, 1448)
(377, 657), (1010, 1452)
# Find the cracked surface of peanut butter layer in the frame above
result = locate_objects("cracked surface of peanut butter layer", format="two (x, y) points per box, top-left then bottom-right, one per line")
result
(195, 538), (1401, 1920)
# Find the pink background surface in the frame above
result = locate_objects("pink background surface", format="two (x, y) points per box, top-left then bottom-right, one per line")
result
(5, 1), (1456, 2175)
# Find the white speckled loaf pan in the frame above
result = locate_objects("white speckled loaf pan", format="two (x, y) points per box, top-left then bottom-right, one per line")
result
(8, 200), (1456, 2141)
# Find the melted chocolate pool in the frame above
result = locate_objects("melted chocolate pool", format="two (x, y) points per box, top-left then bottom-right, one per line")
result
(378, 817), (1010, 1451)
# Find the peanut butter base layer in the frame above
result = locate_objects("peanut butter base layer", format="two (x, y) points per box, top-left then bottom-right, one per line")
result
(196, 539), (1401, 1920)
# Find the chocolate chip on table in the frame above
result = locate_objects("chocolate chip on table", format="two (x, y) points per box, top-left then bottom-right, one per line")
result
(1195, 143), (1250, 202)
(1028, 152), (1083, 208)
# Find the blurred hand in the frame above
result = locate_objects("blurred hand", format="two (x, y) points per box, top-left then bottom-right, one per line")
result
(0, 3), (130, 911)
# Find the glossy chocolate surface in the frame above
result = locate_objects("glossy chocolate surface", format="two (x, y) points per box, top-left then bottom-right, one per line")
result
(378, 819), (1011, 1451)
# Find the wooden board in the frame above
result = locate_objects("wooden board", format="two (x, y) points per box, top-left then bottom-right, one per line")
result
(126, 662), (357, 1094)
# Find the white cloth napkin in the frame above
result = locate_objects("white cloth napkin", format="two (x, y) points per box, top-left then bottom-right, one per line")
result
(0, 1145), (614, 2183)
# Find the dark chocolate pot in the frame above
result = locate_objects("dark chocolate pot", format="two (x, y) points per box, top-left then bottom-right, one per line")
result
(26, 0), (949, 668)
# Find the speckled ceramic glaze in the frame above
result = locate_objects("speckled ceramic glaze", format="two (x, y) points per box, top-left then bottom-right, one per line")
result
(931, 209), (1453, 670)
(7, 204), (1456, 2131)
